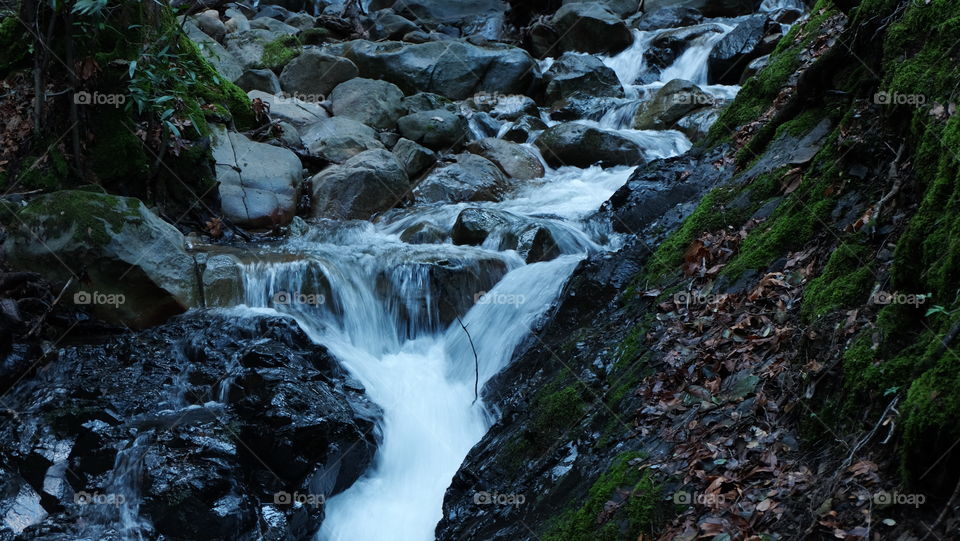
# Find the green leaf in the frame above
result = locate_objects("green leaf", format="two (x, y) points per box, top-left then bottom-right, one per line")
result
(72, 0), (108, 16)
(128, 60), (137, 80)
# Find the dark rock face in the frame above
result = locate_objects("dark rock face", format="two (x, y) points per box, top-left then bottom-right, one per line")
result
(707, 14), (778, 85)
(0, 313), (379, 540)
(632, 6), (703, 31)
(310, 149), (411, 220)
(413, 154), (510, 204)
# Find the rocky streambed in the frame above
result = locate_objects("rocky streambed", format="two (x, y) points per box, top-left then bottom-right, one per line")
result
(0, 0), (809, 539)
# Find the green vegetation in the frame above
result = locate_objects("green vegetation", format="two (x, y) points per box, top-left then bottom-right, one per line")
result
(261, 35), (302, 70)
(543, 452), (666, 541)
(802, 243), (874, 319)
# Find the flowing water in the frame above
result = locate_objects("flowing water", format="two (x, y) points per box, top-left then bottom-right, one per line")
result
(229, 14), (751, 541)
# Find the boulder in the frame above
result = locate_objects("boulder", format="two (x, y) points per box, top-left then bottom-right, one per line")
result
(514, 224), (561, 263)
(235, 68), (282, 94)
(466, 93), (539, 121)
(194, 9), (226, 42)
(451, 208), (510, 245)
(225, 10), (251, 33)
(707, 14), (776, 85)
(3, 191), (198, 328)
(184, 20), (244, 82)
(562, 0), (640, 18)
(644, 23), (725, 71)
(551, 3), (633, 55)
(225, 29), (281, 69)
(633, 79), (713, 130)
(632, 6), (703, 31)
(400, 222), (448, 244)
(247, 90), (329, 128)
(469, 112), (503, 139)
(311, 149), (411, 220)
(390, 0), (508, 40)
(211, 126), (303, 229)
(284, 12), (317, 31)
(641, 0), (760, 17)
(543, 52), (624, 105)
(535, 122), (645, 168)
(301, 117), (385, 163)
(393, 138), (438, 178)
(502, 115), (547, 143)
(397, 109), (470, 151)
(338, 40), (539, 100)
(279, 49), (359, 98)
(413, 154), (509, 203)
(249, 16), (299, 35)
(329, 78), (406, 130)
(368, 10), (420, 41)
(466, 138), (545, 180)
(200, 253), (244, 307)
(402, 92), (456, 114)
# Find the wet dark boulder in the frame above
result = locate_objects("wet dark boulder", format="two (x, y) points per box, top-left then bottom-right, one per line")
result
(542, 52), (624, 105)
(535, 122), (646, 168)
(451, 208), (512, 246)
(310, 149), (411, 220)
(413, 154), (510, 204)
(0, 313), (379, 540)
(550, 3), (634, 55)
(632, 6), (703, 31)
(707, 14), (779, 85)
(466, 138), (545, 180)
(397, 109), (471, 151)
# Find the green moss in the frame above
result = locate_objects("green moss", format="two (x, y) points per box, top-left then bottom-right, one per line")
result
(543, 452), (665, 541)
(261, 35), (301, 71)
(15, 190), (142, 245)
(802, 243), (875, 319)
(16, 142), (72, 191)
(706, 2), (840, 145)
(0, 15), (28, 75)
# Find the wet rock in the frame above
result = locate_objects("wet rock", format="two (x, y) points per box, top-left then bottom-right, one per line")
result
(467, 93), (539, 121)
(397, 109), (470, 151)
(211, 126), (302, 230)
(338, 40), (539, 100)
(390, 0), (508, 40)
(675, 106), (723, 141)
(632, 6), (703, 31)
(451, 208), (512, 245)
(402, 92), (456, 114)
(469, 112), (503, 139)
(329, 78), (407, 130)
(562, 0), (640, 18)
(249, 16), (299, 35)
(247, 90), (329, 128)
(400, 222), (448, 244)
(633, 78), (713, 130)
(235, 68), (282, 94)
(644, 23), (725, 72)
(550, 2), (633, 55)
(502, 115), (547, 143)
(707, 14), (777, 85)
(515, 224), (561, 263)
(301, 117), (386, 164)
(200, 253), (244, 307)
(740, 53), (770, 83)
(3, 191), (199, 328)
(393, 138), (439, 179)
(368, 9), (420, 41)
(543, 52), (624, 105)
(466, 138), (545, 180)
(0, 313), (378, 540)
(535, 122), (645, 168)
(279, 49), (359, 98)
(310, 149), (411, 220)
(284, 12), (317, 32)
(413, 154), (509, 203)
(643, 0), (760, 17)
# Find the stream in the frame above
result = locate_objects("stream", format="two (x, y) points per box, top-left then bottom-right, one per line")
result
(228, 20), (742, 541)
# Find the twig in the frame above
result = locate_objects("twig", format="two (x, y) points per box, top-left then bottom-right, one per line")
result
(841, 396), (899, 471)
(27, 275), (74, 337)
(456, 314), (480, 403)
(870, 142), (906, 225)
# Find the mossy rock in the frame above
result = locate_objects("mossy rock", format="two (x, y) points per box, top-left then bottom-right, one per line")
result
(3, 190), (199, 328)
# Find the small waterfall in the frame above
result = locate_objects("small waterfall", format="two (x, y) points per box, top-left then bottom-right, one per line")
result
(659, 23), (734, 85)
(77, 433), (153, 541)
